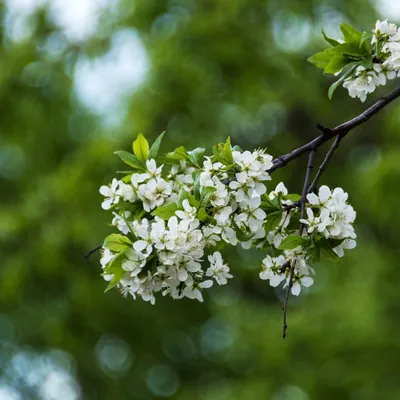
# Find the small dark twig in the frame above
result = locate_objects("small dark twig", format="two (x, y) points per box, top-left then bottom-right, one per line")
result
(308, 133), (346, 194)
(282, 200), (300, 211)
(300, 148), (317, 224)
(316, 123), (332, 135)
(84, 244), (103, 259)
(282, 260), (294, 339)
(282, 149), (316, 339)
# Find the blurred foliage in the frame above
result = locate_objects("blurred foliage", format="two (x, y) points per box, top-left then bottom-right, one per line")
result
(1, 0), (400, 399)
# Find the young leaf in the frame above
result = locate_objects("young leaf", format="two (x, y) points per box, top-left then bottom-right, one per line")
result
(360, 32), (372, 53)
(151, 202), (178, 220)
(307, 48), (336, 70)
(279, 235), (309, 250)
(223, 137), (234, 165)
(167, 146), (190, 162)
(114, 151), (145, 170)
(188, 147), (205, 167)
(133, 133), (150, 164)
(331, 43), (366, 57)
(322, 28), (340, 46)
(324, 54), (348, 74)
(340, 23), (362, 44)
(232, 222), (254, 242)
(192, 170), (202, 199)
(148, 131), (165, 159)
(197, 208), (209, 222)
(104, 234), (133, 253)
(319, 238), (340, 263)
(283, 193), (301, 202)
(104, 252), (126, 292)
(264, 211), (282, 233)
(328, 62), (359, 99)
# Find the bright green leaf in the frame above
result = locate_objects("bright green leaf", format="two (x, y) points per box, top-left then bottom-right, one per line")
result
(322, 28), (340, 46)
(340, 23), (362, 44)
(279, 235), (309, 250)
(151, 202), (178, 220)
(114, 151), (145, 170)
(328, 62), (359, 99)
(148, 131), (165, 159)
(103, 234), (133, 253)
(133, 133), (150, 164)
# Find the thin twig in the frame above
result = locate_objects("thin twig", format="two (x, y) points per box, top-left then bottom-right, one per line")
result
(84, 244), (103, 259)
(282, 260), (294, 339)
(282, 149), (316, 339)
(270, 85), (400, 173)
(308, 133), (346, 194)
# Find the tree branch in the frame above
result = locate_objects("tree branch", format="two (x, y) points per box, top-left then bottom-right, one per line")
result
(270, 85), (400, 173)
(308, 133), (345, 194)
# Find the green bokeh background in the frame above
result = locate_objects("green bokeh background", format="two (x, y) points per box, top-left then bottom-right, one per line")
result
(1, 1), (400, 399)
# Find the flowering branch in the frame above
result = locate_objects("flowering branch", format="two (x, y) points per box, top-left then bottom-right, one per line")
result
(94, 20), (400, 338)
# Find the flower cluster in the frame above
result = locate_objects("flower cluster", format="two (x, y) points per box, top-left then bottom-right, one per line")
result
(309, 19), (400, 102)
(99, 133), (357, 303)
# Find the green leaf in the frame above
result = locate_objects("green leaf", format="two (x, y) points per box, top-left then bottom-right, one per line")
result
(178, 189), (199, 208)
(324, 54), (348, 74)
(231, 145), (243, 152)
(331, 43), (365, 57)
(322, 28), (340, 46)
(340, 23), (362, 44)
(223, 137), (234, 164)
(232, 222), (254, 242)
(360, 32), (372, 53)
(200, 186), (216, 208)
(319, 238), (340, 263)
(197, 208), (209, 222)
(166, 146), (190, 162)
(261, 195), (281, 212)
(104, 252), (126, 292)
(327, 62), (359, 99)
(151, 202), (178, 220)
(114, 151), (145, 170)
(187, 147), (205, 167)
(307, 48), (336, 71)
(283, 193), (301, 202)
(264, 211), (282, 233)
(104, 234), (133, 253)
(192, 170), (202, 200)
(360, 57), (373, 70)
(133, 133), (149, 164)
(309, 245), (321, 263)
(328, 238), (346, 248)
(279, 235), (309, 250)
(148, 131), (165, 159)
